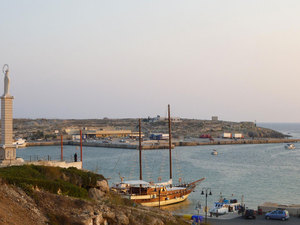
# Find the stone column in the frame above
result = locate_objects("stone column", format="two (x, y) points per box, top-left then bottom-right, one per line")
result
(0, 95), (16, 161)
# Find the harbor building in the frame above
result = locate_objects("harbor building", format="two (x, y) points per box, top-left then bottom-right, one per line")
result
(66, 127), (134, 140)
(212, 116), (218, 121)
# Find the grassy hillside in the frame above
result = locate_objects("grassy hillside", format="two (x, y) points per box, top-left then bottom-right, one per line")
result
(0, 165), (189, 225)
(0, 165), (104, 199)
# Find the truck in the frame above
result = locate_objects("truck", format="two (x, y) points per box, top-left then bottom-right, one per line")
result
(150, 133), (169, 140)
(222, 133), (232, 139)
(233, 133), (244, 139)
(200, 134), (212, 138)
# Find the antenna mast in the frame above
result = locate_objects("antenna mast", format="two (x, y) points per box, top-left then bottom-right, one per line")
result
(139, 118), (142, 181)
(168, 105), (172, 180)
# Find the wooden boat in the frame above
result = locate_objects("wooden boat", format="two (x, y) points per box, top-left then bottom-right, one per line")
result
(112, 105), (205, 207)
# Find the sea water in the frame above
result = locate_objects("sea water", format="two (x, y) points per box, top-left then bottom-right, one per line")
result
(16, 123), (300, 214)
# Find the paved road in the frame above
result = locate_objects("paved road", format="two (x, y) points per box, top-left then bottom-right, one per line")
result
(208, 215), (300, 225)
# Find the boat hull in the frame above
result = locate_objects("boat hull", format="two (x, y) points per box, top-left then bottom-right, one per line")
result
(124, 184), (197, 207)
(140, 193), (189, 207)
(126, 190), (192, 207)
(113, 178), (205, 207)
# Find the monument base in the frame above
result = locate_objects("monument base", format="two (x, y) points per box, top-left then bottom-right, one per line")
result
(0, 144), (16, 161)
(0, 158), (24, 167)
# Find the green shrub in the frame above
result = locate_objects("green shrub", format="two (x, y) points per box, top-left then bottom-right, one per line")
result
(0, 165), (104, 199)
(107, 192), (135, 207)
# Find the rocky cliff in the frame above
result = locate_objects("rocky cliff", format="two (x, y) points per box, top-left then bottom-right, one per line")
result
(0, 165), (188, 225)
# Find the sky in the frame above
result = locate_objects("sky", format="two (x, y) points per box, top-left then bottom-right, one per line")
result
(1, 0), (300, 122)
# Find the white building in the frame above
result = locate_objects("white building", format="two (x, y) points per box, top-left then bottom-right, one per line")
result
(150, 115), (181, 123)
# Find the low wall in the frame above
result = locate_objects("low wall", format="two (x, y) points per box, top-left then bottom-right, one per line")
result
(1, 158), (82, 169)
(25, 160), (82, 169)
(26, 141), (68, 147)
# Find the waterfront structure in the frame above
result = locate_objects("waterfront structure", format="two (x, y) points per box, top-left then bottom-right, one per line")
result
(128, 132), (144, 139)
(222, 132), (232, 138)
(0, 65), (17, 163)
(233, 133), (244, 139)
(67, 127), (133, 140)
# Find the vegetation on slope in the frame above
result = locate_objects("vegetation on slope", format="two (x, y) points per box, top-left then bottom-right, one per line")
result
(0, 165), (189, 225)
(0, 165), (104, 199)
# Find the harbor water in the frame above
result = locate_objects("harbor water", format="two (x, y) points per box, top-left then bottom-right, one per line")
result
(17, 123), (300, 214)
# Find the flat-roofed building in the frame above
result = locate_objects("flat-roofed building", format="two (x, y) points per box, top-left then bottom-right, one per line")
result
(212, 116), (218, 121)
(129, 132), (145, 139)
(67, 127), (133, 139)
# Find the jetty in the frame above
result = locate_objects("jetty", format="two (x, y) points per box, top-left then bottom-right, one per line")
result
(174, 138), (300, 147)
(26, 140), (174, 150)
(24, 138), (300, 150)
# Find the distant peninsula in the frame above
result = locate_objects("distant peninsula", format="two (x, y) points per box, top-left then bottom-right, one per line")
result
(11, 118), (287, 140)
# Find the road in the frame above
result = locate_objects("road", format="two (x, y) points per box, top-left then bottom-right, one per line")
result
(208, 215), (299, 225)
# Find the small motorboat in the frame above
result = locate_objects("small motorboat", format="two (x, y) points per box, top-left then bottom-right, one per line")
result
(285, 144), (296, 150)
(13, 138), (27, 148)
(211, 149), (218, 155)
(210, 198), (241, 215)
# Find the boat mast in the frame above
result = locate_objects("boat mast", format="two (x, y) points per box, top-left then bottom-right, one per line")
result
(168, 104), (172, 181)
(139, 118), (142, 181)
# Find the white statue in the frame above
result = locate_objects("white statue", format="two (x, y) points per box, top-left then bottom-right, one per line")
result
(2, 64), (10, 97)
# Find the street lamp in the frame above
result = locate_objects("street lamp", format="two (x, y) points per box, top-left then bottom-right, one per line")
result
(201, 187), (212, 224)
(195, 201), (202, 225)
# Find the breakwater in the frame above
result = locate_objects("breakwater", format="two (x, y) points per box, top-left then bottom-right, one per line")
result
(174, 138), (300, 147)
(67, 141), (174, 150)
(26, 141), (174, 150)
(25, 138), (300, 150)
(26, 141), (66, 146)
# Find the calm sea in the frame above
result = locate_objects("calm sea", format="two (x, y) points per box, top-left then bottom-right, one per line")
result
(16, 123), (300, 214)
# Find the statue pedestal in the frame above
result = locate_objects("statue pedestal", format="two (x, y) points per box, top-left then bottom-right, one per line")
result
(0, 96), (16, 162)
(0, 144), (16, 162)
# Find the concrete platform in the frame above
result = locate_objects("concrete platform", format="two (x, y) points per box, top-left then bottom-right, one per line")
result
(1, 158), (82, 169)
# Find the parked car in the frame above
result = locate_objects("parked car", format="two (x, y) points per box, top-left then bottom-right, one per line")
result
(244, 209), (256, 219)
(265, 209), (289, 221)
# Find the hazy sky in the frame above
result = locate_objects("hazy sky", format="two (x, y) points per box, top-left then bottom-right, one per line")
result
(1, 1), (300, 122)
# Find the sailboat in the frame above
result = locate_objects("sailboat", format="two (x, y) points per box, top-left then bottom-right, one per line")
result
(112, 105), (205, 207)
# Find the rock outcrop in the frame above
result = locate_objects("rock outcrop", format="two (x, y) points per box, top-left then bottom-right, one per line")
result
(0, 166), (188, 225)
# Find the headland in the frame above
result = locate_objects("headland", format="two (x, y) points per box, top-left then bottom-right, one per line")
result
(12, 118), (298, 150)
